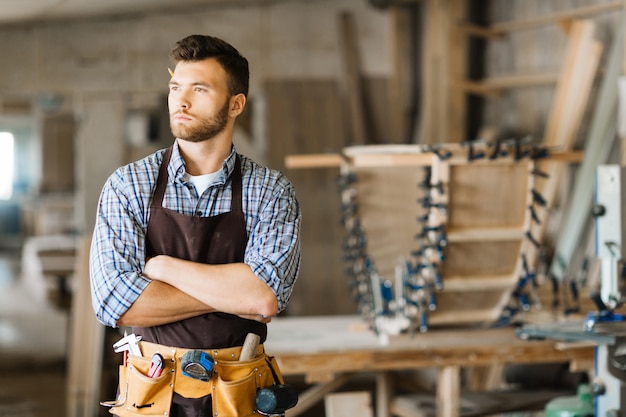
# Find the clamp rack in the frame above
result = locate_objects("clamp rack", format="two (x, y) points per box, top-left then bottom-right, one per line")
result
(286, 141), (582, 337)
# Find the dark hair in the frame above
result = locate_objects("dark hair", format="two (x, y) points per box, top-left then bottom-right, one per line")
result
(169, 34), (249, 97)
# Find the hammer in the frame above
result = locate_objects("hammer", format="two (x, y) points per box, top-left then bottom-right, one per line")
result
(255, 384), (298, 416)
(239, 333), (298, 416)
(239, 333), (261, 361)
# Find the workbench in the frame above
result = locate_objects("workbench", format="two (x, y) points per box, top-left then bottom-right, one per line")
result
(264, 315), (595, 417)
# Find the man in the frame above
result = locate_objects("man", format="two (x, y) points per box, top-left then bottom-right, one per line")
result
(90, 35), (301, 417)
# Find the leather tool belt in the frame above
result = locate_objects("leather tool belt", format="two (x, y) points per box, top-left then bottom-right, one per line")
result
(102, 340), (284, 417)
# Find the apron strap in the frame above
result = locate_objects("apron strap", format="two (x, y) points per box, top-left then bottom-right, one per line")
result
(152, 146), (242, 213)
(231, 155), (242, 213)
(151, 145), (173, 209)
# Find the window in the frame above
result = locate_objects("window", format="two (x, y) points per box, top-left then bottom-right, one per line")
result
(0, 132), (15, 200)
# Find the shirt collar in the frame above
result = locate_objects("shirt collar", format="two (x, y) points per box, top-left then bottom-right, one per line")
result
(168, 141), (237, 185)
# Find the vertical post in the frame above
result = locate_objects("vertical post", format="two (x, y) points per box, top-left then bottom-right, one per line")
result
(436, 365), (460, 417)
(376, 371), (393, 417)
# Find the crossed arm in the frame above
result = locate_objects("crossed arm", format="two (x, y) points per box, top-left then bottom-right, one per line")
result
(117, 256), (277, 327)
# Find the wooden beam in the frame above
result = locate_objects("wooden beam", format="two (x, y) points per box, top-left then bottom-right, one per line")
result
(461, 73), (560, 97)
(463, 1), (623, 38)
(284, 149), (582, 170)
(286, 374), (352, 417)
(338, 11), (367, 145)
(284, 153), (346, 169)
(437, 366), (460, 417)
(446, 227), (525, 242)
(441, 274), (518, 291)
(325, 392), (374, 417)
(549, 18), (624, 282)
(530, 19), (602, 270)
(351, 152), (435, 168)
(389, 6), (414, 142)
(447, 0), (467, 143)
(66, 237), (105, 417)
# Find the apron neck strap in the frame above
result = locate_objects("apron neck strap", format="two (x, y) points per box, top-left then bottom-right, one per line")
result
(152, 146), (242, 212)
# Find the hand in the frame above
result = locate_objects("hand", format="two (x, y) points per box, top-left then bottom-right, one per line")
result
(143, 255), (168, 281)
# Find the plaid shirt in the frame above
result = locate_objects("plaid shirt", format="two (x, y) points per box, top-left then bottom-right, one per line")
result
(90, 141), (301, 327)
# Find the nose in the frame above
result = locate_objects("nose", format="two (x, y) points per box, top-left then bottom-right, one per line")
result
(169, 90), (190, 112)
(178, 95), (190, 110)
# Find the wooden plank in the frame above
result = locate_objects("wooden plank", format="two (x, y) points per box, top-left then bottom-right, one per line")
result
(550, 18), (624, 282)
(376, 372), (393, 417)
(325, 392), (374, 417)
(40, 114), (76, 193)
(447, 0), (467, 143)
(441, 275), (518, 291)
(416, 0), (445, 144)
(437, 366), (460, 417)
(265, 316), (595, 376)
(530, 19), (602, 267)
(543, 20), (600, 149)
(66, 236), (105, 417)
(461, 1), (622, 37)
(446, 228), (525, 241)
(416, 0), (467, 143)
(352, 152), (435, 167)
(266, 79), (349, 316)
(447, 163), (530, 229)
(284, 149), (582, 170)
(353, 165), (427, 284)
(461, 72), (559, 96)
(338, 11), (367, 145)
(388, 6), (414, 142)
(284, 153), (346, 169)
(441, 240), (522, 276)
(286, 374), (352, 417)
(430, 293), (512, 325)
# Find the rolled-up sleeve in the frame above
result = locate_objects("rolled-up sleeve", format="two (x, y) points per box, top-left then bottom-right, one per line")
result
(90, 171), (151, 327)
(245, 173), (301, 313)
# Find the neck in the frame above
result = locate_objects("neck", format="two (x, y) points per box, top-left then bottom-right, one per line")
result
(177, 137), (231, 175)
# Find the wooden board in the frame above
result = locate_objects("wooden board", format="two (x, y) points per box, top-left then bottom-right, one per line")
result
(417, 0), (467, 143)
(325, 392), (373, 417)
(266, 315), (594, 417)
(264, 315), (594, 372)
(40, 114), (76, 193)
(447, 163), (529, 229)
(354, 165), (427, 281)
(66, 236), (105, 417)
(441, 241), (522, 277)
(265, 79), (350, 316)
(530, 19), (601, 266)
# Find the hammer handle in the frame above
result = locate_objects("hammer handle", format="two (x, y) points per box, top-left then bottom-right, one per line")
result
(239, 333), (260, 361)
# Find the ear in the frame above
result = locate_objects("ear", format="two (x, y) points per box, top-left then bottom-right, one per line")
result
(229, 93), (246, 118)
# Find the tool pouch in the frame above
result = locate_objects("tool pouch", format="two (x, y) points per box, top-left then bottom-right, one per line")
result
(211, 353), (283, 417)
(103, 342), (284, 417)
(104, 354), (176, 417)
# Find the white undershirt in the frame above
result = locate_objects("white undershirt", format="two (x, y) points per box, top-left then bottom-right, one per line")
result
(184, 171), (221, 196)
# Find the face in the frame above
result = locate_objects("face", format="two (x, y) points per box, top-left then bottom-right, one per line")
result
(168, 58), (234, 143)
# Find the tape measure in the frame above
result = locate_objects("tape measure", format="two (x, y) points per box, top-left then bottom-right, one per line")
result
(181, 350), (214, 381)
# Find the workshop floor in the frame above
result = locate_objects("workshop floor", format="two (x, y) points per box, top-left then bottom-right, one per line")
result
(0, 248), (67, 417)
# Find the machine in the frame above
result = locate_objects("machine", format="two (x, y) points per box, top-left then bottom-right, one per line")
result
(517, 165), (626, 417)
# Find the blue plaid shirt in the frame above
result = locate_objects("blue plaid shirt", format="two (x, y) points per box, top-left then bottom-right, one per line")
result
(90, 142), (301, 327)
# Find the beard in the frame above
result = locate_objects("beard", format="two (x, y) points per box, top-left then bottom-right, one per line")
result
(170, 98), (230, 143)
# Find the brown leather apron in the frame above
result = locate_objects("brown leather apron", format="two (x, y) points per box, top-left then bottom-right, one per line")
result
(134, 145), (267, 417)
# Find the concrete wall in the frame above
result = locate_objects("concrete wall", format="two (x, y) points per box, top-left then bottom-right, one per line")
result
(0, 0), (392, 233)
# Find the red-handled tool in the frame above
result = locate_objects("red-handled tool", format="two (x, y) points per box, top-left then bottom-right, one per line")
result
(148, 353), (164, 378)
